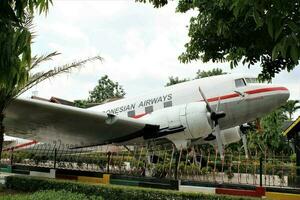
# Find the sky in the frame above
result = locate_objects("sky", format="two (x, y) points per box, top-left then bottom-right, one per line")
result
(24, 0), (300, 116)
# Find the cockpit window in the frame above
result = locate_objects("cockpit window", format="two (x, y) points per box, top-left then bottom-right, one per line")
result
(245, 78), (258, 83)
(235, 78), (246, 87)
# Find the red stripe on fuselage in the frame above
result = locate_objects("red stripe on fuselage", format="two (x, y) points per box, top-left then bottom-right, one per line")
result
(3, 140), (37, 151)
(132, 87), (287, 118)
(244, 87), (287, 95)
(207, 87), (287, 102)
(207, 94), (239, 102)
(131, 113), (147, 119)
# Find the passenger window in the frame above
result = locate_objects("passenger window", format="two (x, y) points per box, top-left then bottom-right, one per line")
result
(145, 106), (153, 113)
(164, 101), (172, 108)
(127, 110), (135, 117)
(235, 78), (246, 87)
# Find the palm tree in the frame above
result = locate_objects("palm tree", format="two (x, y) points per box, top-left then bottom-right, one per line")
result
(281, 100), (300, 120)
(1, 0), (53, 159)
(0, 50), (101, 159)
(0, 20), (101, 160)
(0, 0), (102, 160)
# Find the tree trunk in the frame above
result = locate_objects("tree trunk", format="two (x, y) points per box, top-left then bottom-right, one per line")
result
(0, 113), (4, 161)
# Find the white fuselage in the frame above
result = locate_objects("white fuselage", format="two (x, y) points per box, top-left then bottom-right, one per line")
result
(5, 74), (289, 150)
(87, 74), (289, 147)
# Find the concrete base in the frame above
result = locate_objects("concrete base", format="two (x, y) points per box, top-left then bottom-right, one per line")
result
(30, 169), (56, 179)
(179, 185), (216, 194)
(266, 192), (300, 200)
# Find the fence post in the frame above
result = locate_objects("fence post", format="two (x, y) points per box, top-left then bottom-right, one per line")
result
(107, 151), (111, 173)
(10, 148), (14, 166)
(260, 156), (263, 187)
(174, 151), (179, 180)
(53, 148), (57, 169)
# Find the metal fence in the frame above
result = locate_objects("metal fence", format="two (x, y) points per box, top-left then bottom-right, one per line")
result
(1, 143), (299, 188)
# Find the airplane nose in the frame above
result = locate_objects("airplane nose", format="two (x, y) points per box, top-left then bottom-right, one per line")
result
(278, 86), (290, 104)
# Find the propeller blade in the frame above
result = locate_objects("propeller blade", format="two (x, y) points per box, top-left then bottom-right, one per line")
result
(216, 96), (221, 112)
(198, 86), (226, 160)
(214, 124), (224, 160)
(241, 133), (249, 159)
(198, 87), (213, 113)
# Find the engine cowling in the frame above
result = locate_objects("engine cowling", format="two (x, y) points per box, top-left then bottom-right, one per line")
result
(184, 102), (213, 139)
(144, 102), (212, 143)
(220, 126), (241, 145)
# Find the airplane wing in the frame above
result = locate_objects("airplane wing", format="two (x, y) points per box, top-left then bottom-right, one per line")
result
(3, 98), (159, 148)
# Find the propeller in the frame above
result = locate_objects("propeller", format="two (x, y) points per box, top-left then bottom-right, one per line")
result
(240, 124), (250, 159)
(198, 87), (226, 160)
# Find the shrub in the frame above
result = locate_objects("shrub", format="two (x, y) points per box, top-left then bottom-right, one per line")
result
(290, 153), (296, 163)
(5, 175), (254, 200)
(0, 190), (103, 200)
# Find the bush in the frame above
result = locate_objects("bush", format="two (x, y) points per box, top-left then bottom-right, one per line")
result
(0, 190), (103, 200)
(5, 175), (253, 200)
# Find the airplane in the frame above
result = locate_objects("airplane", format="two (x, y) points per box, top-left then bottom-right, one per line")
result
(3, 74), (290, 159)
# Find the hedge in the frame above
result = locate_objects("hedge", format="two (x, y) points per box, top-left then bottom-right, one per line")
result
(5, 175), (255, 200)
(0, 190), (103, 200)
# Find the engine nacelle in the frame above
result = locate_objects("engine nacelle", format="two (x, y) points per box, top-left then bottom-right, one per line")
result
(144, 102), (212, 143)
(220, 126), (241, 145)
(184, 102), (213, 139)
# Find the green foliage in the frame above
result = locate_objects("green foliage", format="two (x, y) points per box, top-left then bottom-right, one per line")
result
(0, 0), (52, 25)
(195, 68), (227, 79)
(165, 76), (189, 86)
(290, 153), (296, 163)
(88, 75), (125, 104)
(0, 18), (32, 109)
(136, 0), (169, 8)
(73, 100), (89, 109)
(165, 68), (226, 86)
(247, 108), (291, 154)
(0, 0), (53, 160)
(281, 100), (300, 120)
(0, 0), (101, 160)
(75, 75), (125, 107)
(140, 0), (300, 81)
(0, 0), (53, 98)
(5, 175), (253, 200)
(1, 190), (103, 200)
(260, 108), (288, 151)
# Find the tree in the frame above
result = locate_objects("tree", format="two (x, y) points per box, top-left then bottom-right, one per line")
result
(0, 51), (101, 159)
(247, 108), (290, 155)
(165, 68), (227, 86)
(0, 0), (52, 160)
(195, 68), (226, 79)
(88, 75), (125, 103)
(281, 100), (300, 120)
(74, 99), (89, 109)
(165, 76), (189, 86)
(0, 0), (52, 70)
(75, 75), (125, 108)
(0, 1), (101, 159)
(138, 0), (300, 81)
